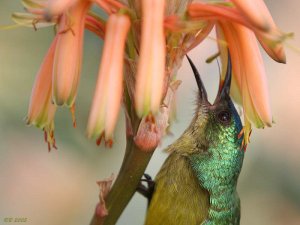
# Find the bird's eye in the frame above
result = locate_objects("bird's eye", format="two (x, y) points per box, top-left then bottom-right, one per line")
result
(217, 110), (231, 125)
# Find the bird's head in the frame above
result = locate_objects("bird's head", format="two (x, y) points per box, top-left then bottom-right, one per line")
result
(169, 54), (245, 185)
(183, 53), (243, 152)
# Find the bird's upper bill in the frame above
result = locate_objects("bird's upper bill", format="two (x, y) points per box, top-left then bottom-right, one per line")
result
(13, 0), (290, 149)
(186, 52), (232, 107)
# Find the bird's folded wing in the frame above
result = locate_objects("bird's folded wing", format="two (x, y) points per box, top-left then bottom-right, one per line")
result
(144, 152), (209, 225)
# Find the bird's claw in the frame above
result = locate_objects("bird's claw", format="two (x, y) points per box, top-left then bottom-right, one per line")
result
(137, 173), (155, 202)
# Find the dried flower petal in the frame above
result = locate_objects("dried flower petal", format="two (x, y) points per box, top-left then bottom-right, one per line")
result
(96, 174), (115, 218)
(134, 114), (160, 152)
(134, 80), (181, 151)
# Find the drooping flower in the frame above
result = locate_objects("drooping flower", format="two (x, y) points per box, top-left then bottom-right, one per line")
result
(87, 13), (131, 143)
(26, 37), (58, 151)
(187, 0), (289, 147)
(188, 1), (287, 63)
(13, 0), (289, 150)
(221, 24), (271, 124)
(135, 0), (166, 117)
(52, 0), (91, 107)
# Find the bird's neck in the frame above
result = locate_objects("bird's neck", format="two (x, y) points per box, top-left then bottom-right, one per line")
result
(203, 184), (240, 225)
(189, 143), (244, 224)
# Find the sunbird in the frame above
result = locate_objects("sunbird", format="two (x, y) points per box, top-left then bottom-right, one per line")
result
(141, 53), (245, 225)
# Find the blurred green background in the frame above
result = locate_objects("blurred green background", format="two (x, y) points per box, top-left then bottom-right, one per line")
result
(1, 1), (300, 224)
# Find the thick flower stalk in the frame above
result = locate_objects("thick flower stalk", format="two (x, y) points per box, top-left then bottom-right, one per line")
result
(13, 0), (289, 224)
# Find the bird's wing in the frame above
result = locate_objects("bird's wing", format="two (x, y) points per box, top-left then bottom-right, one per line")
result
(144, 152), (209, 225)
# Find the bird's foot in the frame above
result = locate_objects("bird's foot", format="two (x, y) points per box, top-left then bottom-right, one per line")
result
(136, 173), (155, 202)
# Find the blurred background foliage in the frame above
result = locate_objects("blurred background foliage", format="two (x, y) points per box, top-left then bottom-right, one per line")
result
(1, 0), (300, 224)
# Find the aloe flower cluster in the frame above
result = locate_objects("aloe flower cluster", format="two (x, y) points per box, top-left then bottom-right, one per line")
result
(14, 0), (288, 150)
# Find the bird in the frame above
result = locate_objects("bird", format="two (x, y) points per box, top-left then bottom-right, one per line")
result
(141, 53), (245, 225)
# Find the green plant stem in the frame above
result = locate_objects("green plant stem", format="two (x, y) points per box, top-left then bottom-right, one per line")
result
(90, 136), (154, 225)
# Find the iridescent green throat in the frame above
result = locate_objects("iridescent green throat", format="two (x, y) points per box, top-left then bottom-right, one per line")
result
(189, 111), (244, 225)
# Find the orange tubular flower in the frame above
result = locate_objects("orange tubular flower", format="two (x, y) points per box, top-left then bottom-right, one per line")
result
(14, 0), (288, 150)
(52, 0), (91, 107)
(187, 0), (288, 146)
(135, 0), (166, 117)
(26, 38), (58, 150)
(87, 13), (131, 143)
(231, 0), (286, 63)
(217, 23), (271, 146)
(188, 1), (286, 63)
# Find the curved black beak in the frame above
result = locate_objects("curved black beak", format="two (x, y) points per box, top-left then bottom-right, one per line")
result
(186, 55), (208, 104)
(214, 51), (232, 104)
